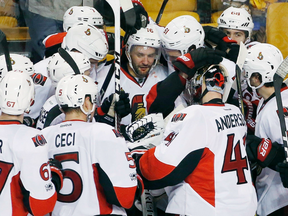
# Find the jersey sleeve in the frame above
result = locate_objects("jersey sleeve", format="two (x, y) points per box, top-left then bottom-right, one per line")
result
(15, 129), (57, 215)
(146, 72), (186, 118)
(137, 107), (206, 189)
(92, 124), (138, 209)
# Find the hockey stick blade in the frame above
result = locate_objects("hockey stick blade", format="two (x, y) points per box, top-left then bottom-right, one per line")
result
(120, 0), (137, 45)
(273, 56), (288, 162)
(155, 0), (169, 24)
(58, 48), (81, 75)
(0, 29), (12, 72)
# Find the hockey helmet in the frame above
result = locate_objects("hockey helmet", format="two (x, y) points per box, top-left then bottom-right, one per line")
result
(0, 54), (34, 79)
(62, 22), (109, 61)
(63, 6), (104, 32)
(0, 70), (34, 115)
(217, 7), (254, 41)
(47, 51), (91, 84)
(243, 43), (283, 89)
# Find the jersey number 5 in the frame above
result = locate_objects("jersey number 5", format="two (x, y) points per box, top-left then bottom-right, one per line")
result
(222, 134), (248, 184)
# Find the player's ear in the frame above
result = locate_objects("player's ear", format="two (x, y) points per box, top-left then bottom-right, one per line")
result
(83, 95), (93, 112)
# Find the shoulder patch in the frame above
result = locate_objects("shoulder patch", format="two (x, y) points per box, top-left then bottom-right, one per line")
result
(171, 113), (187, 122)
(32, 73), (47, 86)
(276, 107), (288, 117)
(32, 134), (47, 147)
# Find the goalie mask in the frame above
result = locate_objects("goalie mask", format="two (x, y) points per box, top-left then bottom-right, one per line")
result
(184, 65), (226, 104)
(0, 70), (34, 115)
(56, 74), (99, 120)
(63, 6), (104, 32)
(243, 43), (283, 89)
(0, 54), (34, 79)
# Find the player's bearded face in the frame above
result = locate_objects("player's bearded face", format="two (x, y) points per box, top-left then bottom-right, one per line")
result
(130, 46), (157, 78)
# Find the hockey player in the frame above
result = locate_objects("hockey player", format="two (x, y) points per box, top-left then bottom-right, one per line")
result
(35, 51), (91, 130)
(95, 23), (169, 127)
(132, 56), (257, 215)
(41, 74), (143, 215)
(29, 22), (109, 123)
(43, 5), (105, 58)
(0, 71), (63, 216)
(243, 43), (288, 216)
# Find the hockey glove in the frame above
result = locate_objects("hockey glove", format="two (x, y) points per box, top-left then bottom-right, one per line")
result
(276, 162), (288, 188)
(246, 135), (285, 170)
(23, 116), (35, 128)
(173, 47), (225, 79)
(95, 91), (131, 127)
(120, 1), (149, 35)
(49, 158), (63, 193)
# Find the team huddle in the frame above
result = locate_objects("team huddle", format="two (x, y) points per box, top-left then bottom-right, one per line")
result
(1, 1), (288, 216)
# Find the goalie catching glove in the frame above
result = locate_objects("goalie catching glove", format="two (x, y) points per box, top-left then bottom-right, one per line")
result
(173, 47), (225, 80)
(95, 91), (131, 127)
(246, 135), (285, 170)
(126, 113), (164, 156)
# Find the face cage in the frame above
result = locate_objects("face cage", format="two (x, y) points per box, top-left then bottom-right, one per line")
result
(183, 73), (203, 105)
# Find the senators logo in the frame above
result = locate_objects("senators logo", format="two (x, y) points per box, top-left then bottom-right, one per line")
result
(184, 27), (190, 33)
(131, 95), (145, 122)
(32, 134), (47, 147)
(85, 28), (91, 36)
(32, 73), (47, 86)
(257, 52), (263, 60)
(82, 76), (88, 83)
(10, 57), (15, 65)
(68, 8), (73, 15)
(171, 113), (187, 122)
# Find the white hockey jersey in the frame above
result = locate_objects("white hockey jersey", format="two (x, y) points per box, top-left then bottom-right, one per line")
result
(254, 87), (288, 216)
(96, 63), (168, 125)
(0, 120), (57, 216)
(42, 120), (138, 216)
(138, 101), (257, 216)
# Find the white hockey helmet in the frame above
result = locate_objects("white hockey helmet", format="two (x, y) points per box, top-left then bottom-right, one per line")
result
(0, 70), (34, 115)
(56, 74), (98, 116)
(47, 51), (91, 84)
(243, 43), (283, 89)
(63, 6), (104, 32)
(126, 23), (161, 70)
(217, 7), (254, 40)
(161, 15), (205, 56)
(0, 54), (34, 79)
(62, 22), (109, 61)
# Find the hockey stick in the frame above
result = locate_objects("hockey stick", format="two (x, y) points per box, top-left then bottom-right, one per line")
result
(235, 41), (248, 116)
(0, 30), (12, 72)
(58, 48), (80, 75)
(273, 56), (288, 161)
(106, 0), (122, 130)
(155, 0), (169, 24)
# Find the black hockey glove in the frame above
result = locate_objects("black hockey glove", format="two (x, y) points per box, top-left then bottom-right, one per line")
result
(172, 47), (225, 79)
(276, 162), (288, 188)
(49, 158), (63, 193)
(23, 116), (35, 128)
(120, 1), (149, 35)
(246, 135), (285, 170)
(95, 91), (131, 127)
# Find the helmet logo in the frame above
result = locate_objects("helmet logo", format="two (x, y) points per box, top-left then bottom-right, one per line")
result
(85, 28), (91, 36)
(231, 11), (240, 16)
(184, 27), (190, 33)
(257, 52), (263, 60)
(69, 8), (73, 15)
(10, 58), (15, 65)
(82, 76), (88, 83)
